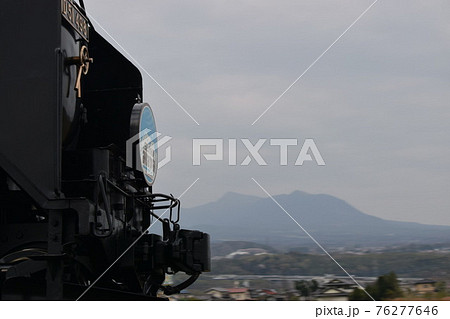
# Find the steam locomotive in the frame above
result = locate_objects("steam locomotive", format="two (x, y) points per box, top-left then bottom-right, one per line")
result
(0, 0), (210, 300)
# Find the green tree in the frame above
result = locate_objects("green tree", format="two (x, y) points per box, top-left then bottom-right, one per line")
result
(349, 272), (403, 301)
(295, 279), (319, 297)
(376, 272), (403, 300)
(349, 287), (370, 301)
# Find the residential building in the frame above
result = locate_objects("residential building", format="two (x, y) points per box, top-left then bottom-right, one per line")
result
(414, 279), (436, 295)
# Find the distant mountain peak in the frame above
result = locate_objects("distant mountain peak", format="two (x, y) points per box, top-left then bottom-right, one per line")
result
(182, 191), (450, 249)
(289, 190), (309, 196)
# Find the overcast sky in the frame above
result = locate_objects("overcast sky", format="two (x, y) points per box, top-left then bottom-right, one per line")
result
(85, 0), (450, 226)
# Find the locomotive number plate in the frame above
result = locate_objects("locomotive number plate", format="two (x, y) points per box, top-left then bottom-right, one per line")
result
(61, 0), (89, 42)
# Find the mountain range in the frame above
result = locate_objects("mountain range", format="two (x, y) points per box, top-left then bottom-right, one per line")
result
(181, 191), (450, 249)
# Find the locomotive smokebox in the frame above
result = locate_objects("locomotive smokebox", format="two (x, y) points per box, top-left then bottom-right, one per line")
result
(0, 0), (142, 206)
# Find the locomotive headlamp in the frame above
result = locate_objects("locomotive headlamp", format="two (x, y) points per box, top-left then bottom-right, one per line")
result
(130, 103), (158, 186)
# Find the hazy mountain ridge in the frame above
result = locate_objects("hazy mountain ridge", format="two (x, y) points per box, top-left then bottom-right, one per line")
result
(182, 191), (450, 248)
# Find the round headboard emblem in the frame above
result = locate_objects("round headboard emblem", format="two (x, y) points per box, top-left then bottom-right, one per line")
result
(130, 103), (158, 186)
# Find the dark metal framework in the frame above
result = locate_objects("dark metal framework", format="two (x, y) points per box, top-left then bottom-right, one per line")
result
(0, 0), (210, 300)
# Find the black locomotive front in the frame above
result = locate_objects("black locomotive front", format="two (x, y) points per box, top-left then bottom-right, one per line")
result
(0, 0), (210, 300)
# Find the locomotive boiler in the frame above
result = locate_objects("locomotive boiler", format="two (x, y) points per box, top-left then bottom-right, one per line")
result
(0, 0), (210, 300)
